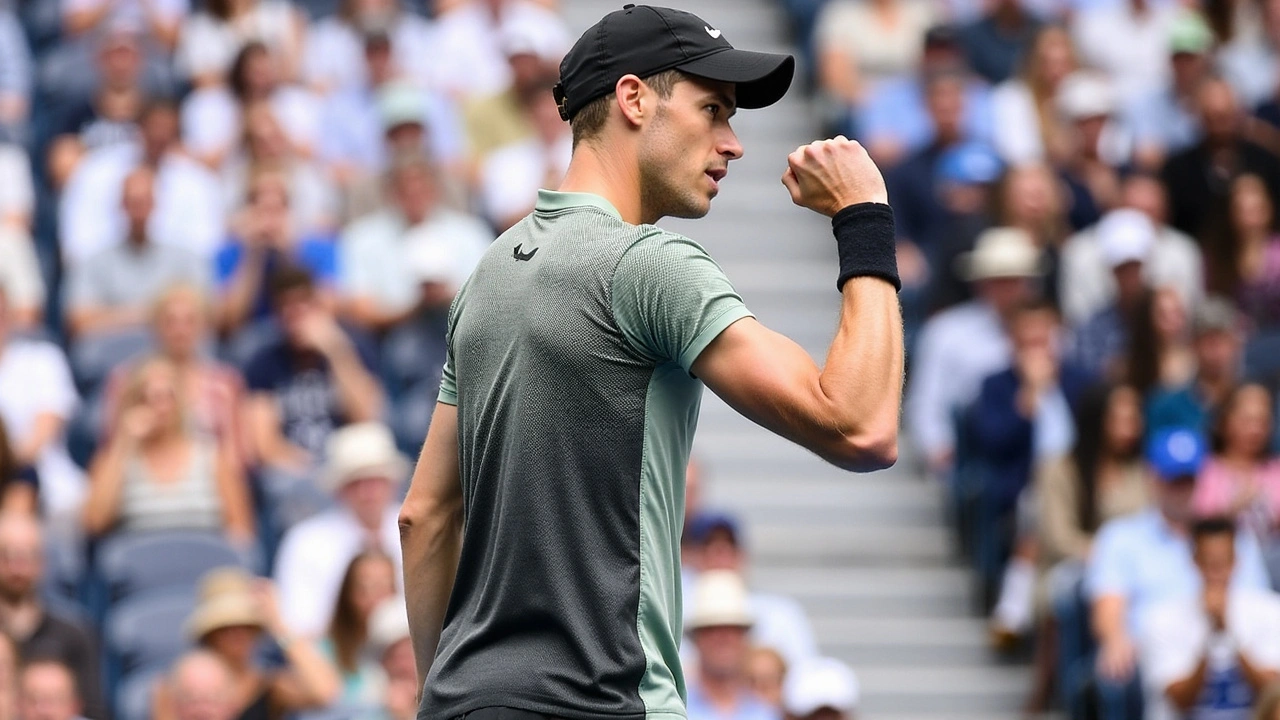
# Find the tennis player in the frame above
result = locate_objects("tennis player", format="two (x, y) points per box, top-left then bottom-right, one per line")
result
(398, 5), (904, 720)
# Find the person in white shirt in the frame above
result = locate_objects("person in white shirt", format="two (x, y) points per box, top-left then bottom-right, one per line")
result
(0, 288), (84, 523)
(1141, 517), (1280, 720)
(906, 227), (1043, 475)
(479, 76), (571, 232)
(428, 0), (569, 101)
(303, 0), (436, 95)
(1058, 174), (1203, 328)
(0, 230), (45, 330)
(1071, 0), (1178, 101)
(273, 422), (405, 637)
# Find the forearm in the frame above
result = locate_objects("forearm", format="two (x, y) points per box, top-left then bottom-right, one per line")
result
(344, 297), (418, 333)
(326, 345), (383, 422)
(63, 7), (110, 35)
(68, 305), (145, 337)
(15, 413), (63, 465)
(1166, 655), (1210, 710)
(277, 635), (341, 706)
(217, 255), (269, 333)
(83, 439), (132, 535)
(1092, 596), (1129, 646)
(400, 497), (463, 689)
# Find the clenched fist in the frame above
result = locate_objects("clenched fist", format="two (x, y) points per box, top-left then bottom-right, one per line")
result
(781, 136), (888, 217)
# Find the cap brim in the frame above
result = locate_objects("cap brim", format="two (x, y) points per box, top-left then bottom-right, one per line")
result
(676, 49), (795, 109)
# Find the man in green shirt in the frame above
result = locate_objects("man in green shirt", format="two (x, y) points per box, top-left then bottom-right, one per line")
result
(398, 5), (904, 720)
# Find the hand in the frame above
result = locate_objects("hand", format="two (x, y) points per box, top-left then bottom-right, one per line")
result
(120, 406), (157, 442)
(252, 579), (287, 637)
(1204, 584), (1228, 632)
(1097, 635), (1137, 683)
(781, 136), (888, 217)
(1016, 347), (1058, 393)
(295, 311), (349, 357)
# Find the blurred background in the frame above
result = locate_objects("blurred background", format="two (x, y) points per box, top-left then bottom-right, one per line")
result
(0, 0), (1278, 718)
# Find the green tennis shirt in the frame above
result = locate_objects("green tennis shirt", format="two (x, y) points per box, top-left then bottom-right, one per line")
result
(423, 190), (752, 720)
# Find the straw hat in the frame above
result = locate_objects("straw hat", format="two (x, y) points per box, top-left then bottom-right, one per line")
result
(956, 227), (1045, 282)
(185, 568), (264, 641)
(687, 570), (754, 631)
(320, 423), (409, 495)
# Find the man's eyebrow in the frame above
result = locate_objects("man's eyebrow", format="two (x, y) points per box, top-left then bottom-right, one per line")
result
(708, 91), (737, 116)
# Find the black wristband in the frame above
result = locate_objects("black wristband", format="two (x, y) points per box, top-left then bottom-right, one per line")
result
(832, 203), (900, 292)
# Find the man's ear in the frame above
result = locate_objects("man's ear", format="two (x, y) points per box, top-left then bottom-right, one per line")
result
(615, 74), (648, 129)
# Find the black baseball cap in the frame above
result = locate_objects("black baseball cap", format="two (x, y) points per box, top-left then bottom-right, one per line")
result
(554, 4), (795, 122)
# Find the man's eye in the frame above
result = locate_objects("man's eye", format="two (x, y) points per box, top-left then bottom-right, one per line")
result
(706, 105), (720, 118)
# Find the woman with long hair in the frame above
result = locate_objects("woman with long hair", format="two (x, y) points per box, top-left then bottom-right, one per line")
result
(322, 551), (397, 706)
(82, 358), (255, 546)
(1206, 175), (1280, 328)
(1194, 383), (1280, 529)
(0, 419), (36, 515)
(176, 0), (305, 89)
(991, 26), (1077, 165)
(1124, 286), (1196, 399)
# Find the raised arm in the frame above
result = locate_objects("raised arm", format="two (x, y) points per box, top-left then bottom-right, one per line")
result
(398, 403), (464, 693)
(693, 138), (903, 472)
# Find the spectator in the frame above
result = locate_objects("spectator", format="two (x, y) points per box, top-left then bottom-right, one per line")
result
(1148, 297), (1244, 434)
(1038, 384), (1151, 582)
(1127, 11), (1216, 168)
(1125, 286), (1197, 399)
(1194, 384), (1280, 541)
(183, 41), (321, 170)
(0, 634), (18, 720)
(155, 569), (340, 719)
(745, 647), (786, 713)
(0, 289), (85, 522)
(1069, 211), (1157, 380)
(18, 661), (85, 720)
(0, 231), (46, 331)
(685, 570), (779, 720)
(1210, 0), (1274, 109)
(320, 550), (396, 706)
(1071, 0), (1179, 101)
(48, 28), (147, 156)
(164, 651), (238, 720)
(242, 267), (382, 472)
(1086, 429), (1269, 714)
(0, 420), (35, 515)
(814, 0), (935, 139)
(0, 11), (30, 144)
(59, 101), (226, 265)
(303, 0), (434, 95)
(0, 145), (34, 231)
(907, 227), (1041, 474)
(64, 167), (211, 340)
(958, 0), (1040, 85)
(215, 170), (339, 335)
(221, 104), (336, 237)
(61, 0), (184, 52)
(1058, 173), (1203, 328)
(780, 657), (860, 720)
(462, 26), (564, 163)
(989, 25), (1076, 166)
(175, 0), (305, 88)
(273, 423), (404, 638)
(1141, 518), (1280, 720)
(429, 0), (569, 101)
(479, 75), (572, 232)
(366, 597), (417, 720)
(917, 142), (1002, 314)
(687, 513), (817, 668)
(1162, 78), (1280, 243)
(1054, 72), (1130, 230)
(102, 284), (246, 461)
(857, 26), (994, 166)
(339, 154), (492, 332)
(1208, 175), (1280, 345)
(0, 515), (104, 720)
(81, 357), (255, 543)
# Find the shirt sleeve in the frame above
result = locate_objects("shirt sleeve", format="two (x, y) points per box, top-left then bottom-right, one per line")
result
(31, 343), (79, 419)
(611, 230), (752, 373)
(437, 296), (460, 406)
(1085, 520), (1133, 600)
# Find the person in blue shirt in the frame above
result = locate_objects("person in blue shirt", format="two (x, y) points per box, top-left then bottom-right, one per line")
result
(1146, 297), (1244, 436)
(685, 571), (780, 720)
(1085, 428), (1270, 720)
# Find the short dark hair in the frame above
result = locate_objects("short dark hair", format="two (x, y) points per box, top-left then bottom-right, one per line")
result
(268, 265), (315, 306)
(1012, 297), (1059, 322)
(1191, 516), (1236, 545)
(570, 69), (686, 148)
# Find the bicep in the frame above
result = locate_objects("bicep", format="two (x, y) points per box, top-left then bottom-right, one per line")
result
(692, 318), (843, 461)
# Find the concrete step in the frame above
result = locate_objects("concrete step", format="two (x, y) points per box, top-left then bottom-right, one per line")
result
(750, 566), (972, 618)
(851, 665), (1032, 715)
(813, 616), (996, 665)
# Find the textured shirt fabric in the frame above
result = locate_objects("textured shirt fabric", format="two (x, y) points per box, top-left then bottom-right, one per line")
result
(423, 190), (752, 719)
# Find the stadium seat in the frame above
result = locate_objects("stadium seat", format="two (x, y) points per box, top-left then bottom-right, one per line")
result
(68, 328), (152, 395)
(96, 530), (244, 602)
(114, 665), (165, 720)
(105, 588), (195, 680)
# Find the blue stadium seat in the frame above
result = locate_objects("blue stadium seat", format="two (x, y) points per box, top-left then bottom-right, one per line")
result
(96, 530), (245, 602)
(115, 665), (165, 720)
(105, 588), (195, 680)
(68, 328), (152, 395)
(296, 703), (385, 720)
(379, 314), (446, 395)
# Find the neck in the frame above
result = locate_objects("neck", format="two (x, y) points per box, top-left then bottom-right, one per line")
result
(1198, 372), (1232, 403)
(699, 671), (741, 707)
(559, 143), (645, 224)
(1221, 450), (1259, 466)
(127, 228), (148, 246)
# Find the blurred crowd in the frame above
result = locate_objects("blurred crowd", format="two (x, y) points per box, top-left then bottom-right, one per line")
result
(798, 0), (1280, 710)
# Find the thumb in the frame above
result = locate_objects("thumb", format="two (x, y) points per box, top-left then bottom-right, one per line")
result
(780, 167), (803, 206)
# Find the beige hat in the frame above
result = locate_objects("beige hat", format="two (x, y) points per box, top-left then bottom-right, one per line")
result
(956, 227), (1045, 282)
(185, 568), (264, 641)
(687, 570), (754, 631)
(321, 423), (409, 494)
(367, 595), (411, 658)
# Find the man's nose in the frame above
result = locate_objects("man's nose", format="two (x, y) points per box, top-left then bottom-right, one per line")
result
(719, 128), (743, 161)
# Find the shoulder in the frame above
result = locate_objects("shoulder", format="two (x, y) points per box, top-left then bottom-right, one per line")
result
(4, 339), (68, 368)
(281, 509), (344, 546)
